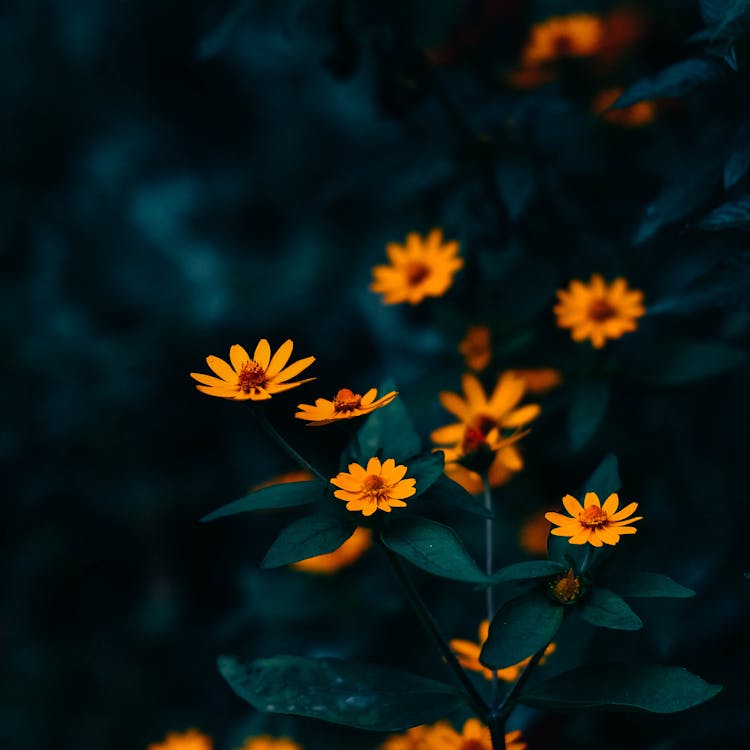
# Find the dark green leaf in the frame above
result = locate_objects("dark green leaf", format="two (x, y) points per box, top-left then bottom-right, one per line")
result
(381, 517), (490, 583)
(520, 663), (722, 713)
(725, 119), (750, 189)
(614, 59), (723, 109)
(497, 160), (535, 220)
(700, 0), (750, 39)
(492, 560), (567, 584)
(261, 513), (355, 568)
(567, 381), (610, 452)
(582, 453), (621, 499)
(197, 0), (254, 59)
(632, 340), (748, 384)
(579, 588), (643, 631)
(697, 195), (750, 230)
(218, 654), (466, 730)
(202, 481), (323, 522)
(407, 452), (446, 497)
(480, 591), (564, 669)
(422, 474), (493, 518)
(609, 572), (695, 598)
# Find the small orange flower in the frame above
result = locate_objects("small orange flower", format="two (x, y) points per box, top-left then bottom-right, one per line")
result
(148, 729), (212, 750)
(371, 229), (463, 305)
(546, 491), (643, 547)
(459, 325), (492, 372)
(508, 367), (562, 394)
(548, 568), (584, 604)
(295, 388), (398, 426)
(331, 457), (416, 516)
(385, 719), (526, 750)
(235, 736), (302, 750)
(291, 527), (372, 573)
(191, 340), (315, 400)
(554, 274), (645, 348)
(593, 87), (656, 127)
(518, 509), (553, 556)
(521, 14), (606, 67)
(381, 724), (435, 750)
(451, 620), (555, 682)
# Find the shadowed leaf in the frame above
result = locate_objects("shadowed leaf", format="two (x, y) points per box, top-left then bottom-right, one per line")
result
(579, 588), (643, 630)
(609, 572), (695, 598)
(697, 195), (750, 230)
(422, 474), (493, 518)
(492, 560), (567, 584)
(261, 513), (354, 568)
(202, 481), (324, 522)
(568, 380), (610, 451)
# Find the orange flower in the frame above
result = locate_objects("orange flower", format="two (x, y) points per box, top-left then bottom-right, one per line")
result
(291, 527), (372, 573)
(554, 274), (645, 348)
(548, 568), (584, 604)
(518, 509), (553, 556)
(252, 469), (314, 492)
(593, 87), (656, 127)
(235, 736), (302, 750)
(384, 719), (526, 750)
(521, 14), (606, 67)
(295, 387), (398, 426)
(371, 229), (463, 305)
(381, 724), (435, 750)
(508, 368), (562, 394)
(148, 729), (212, 750)
(331, 457), (417, 516)
(191, 340), (315, 400)
(459, 325), (492, 372)
(451, 620), (555, 682)
(546, 491), (643, 547)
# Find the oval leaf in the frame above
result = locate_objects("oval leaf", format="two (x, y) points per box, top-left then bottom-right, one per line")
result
(609, 572), (695, 598)
(582, 453), (622, 499)
(697, 195), (750, 230)
(407, 451), (446, 497)
(492, 561), (567, 585)
(218, 654), (466, 731)
(381, 517), (490, 584)
(202, 481), (323, 522)
(480, 591), (564, 670)
(633, 340), (748, 384)
(261, 513), (355, 568)
(578, 588), (643, 631)
(520, 663), (722, 713)
(421, 474), (493, 518)
(568, 381), (610, 452)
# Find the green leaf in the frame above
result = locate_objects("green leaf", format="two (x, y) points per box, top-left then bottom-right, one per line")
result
(700, 0), (750, 39)
(497, 160), (535, 220)
(422, 474), (493, 518)
(578, 588), (643, 631)
(261, 513), (355, 568)
(609, 572), (695, 598)
(582, 453), (622, 499)
(381, 517), (490, 583)
(201, 481), (324, 522)
(567, 380), (610, 452)
(407, 451), (446, 498)
(614, 59), (723, 109)
(492, 560), (567, 585)
(520, 663), (722, 713)
(632, 340), (748, 384)
(697, 195), (750, 230)
(218, 654), (466, 731)
(480, 591), (564, 670)
(724, 116), (750, 189)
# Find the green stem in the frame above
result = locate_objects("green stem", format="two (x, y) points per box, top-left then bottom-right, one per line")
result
(496, 643), (548, 722)
(378, 539), (490, 719)
(253, 409), (327, 483)
(482, 475), (499, 702)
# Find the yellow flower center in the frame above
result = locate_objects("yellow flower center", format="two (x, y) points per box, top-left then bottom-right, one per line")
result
(238, 361), (266, 392)
(588, 298), (616, 322)
(579, 505), (608, 527)
(550, 569), (582, 603)
(333, 388), (362, 412)
(405, 261), (430, 286)
(363, 474), (388, 499)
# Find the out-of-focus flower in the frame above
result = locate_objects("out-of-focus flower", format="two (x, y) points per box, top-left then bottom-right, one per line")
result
(295, 388), (398, 426)
(235, 736), (302, 750)
(191, 340), (315, 401)
(548, 568), (584, 604)
(505, 66), (557, 89)
(518, 509), (553, 556)
(508, 368), (562, 394)
(546, 492), (643, 547)
(252, 470), (314, 492)
(148, 729), (212, 750)
(598, 6), (648, 67)
(459, 325), (492, 372)
(451, 620), (555, 682)
(388, 718), (526, 750)
(331, 457), (416, 516)
(380, 723), (436, 750)
(521, 14), (606, 67)
(371, 229), (463, 305)
(554, 274), (645, 349)
(593, 87), (656, 127)
(291, 527), (372, 573)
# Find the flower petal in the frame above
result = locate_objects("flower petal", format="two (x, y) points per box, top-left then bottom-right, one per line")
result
(272, 356), (316, 384)
(206, 355), (237, 382)
(265, 339), (294, 378)
(229, 344), (251, 372)
(601, 493), (620, 516)
(562, 494), (584, 516)
(253, 339), (272, 369)
(583, 492), (601, 508)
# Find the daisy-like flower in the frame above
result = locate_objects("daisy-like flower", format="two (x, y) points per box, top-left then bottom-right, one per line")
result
(291, 527), (372, 574)
(548, 568), (584, 604)
(431, 372), (540, 495)
(381, 724), (435, 750)
(546, 492), (643, 547)
(148, 729), (212, 750)
(295, 388), (398, 426)
(394, 719), (526, 750)
(518, 509), (554, 556)
(554, 274), (646, 349)
(450, 620), (555, 682)
(331, 457), (416, 516)
(521, 14), (606, 67)
(508, 367), (562, 394)
(459, 325), (492, 372)
(593, 87), (656, 127)
(235, 736), (302, 750)
(370, 229), (463, 305)
(190, 340), (315, 401)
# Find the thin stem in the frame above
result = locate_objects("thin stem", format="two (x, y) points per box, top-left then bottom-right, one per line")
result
(488, 718), (507, 750)
(497, 643), (548, 722)
(253, 409), (327, 483)
(483, 475), (499, 702)
(378, 539), (490, 719)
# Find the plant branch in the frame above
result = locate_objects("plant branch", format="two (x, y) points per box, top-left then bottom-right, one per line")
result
(483, 475), (499, 702)
(497, 642), (548, 722)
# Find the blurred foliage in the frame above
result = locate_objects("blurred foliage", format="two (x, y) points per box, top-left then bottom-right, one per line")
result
(5, 0), (750, 748)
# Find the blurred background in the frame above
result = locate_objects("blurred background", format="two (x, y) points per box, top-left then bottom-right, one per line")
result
(4, 0), (750, 747)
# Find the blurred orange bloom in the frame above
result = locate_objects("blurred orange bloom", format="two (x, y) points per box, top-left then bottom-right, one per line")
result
(592, 87), (656, 127)
(252, 469), (314, 492)
(291, 527), (372, 574)
(521, 14), (606, 67)
(148, 729), (212, 750)
(459, 325), (492, 372)
(508, 368), (562, 394)
(235, 736), (302, 750)
(518, 509), (553, 556)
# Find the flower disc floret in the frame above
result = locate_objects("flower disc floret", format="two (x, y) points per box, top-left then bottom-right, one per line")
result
(554, 274), (645, 349)
(190, 340), (315, 401)
(331, 457), (416, 516)
(546, 491), (643, 547)
(549, 568), (584, 604)
(370, 228), (463, 305)
(295, 387), (398, 426)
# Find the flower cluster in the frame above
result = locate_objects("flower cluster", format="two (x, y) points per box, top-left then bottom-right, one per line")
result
(382, 719), (525, 750)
